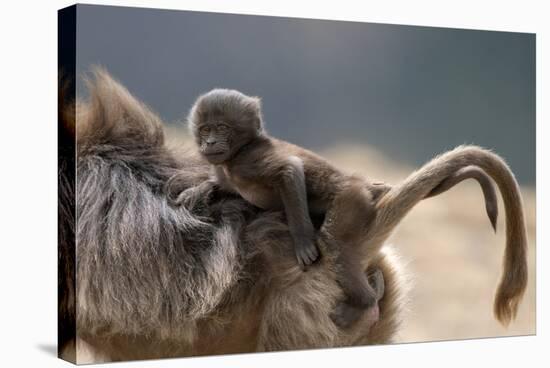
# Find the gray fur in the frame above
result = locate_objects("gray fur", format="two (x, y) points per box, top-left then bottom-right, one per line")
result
(60, 67), (525, 363)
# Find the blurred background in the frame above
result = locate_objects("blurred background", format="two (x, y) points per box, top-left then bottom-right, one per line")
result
(75, 4), (535, 342)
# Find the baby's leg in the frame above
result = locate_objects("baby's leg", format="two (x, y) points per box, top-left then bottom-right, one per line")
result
(321, 178), (381, 328)
(330, 265), (385, 329)
(322, 178), (377, 243)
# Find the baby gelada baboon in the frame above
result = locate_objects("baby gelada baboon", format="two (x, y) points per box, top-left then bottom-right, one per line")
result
(169, 89), (388, 328)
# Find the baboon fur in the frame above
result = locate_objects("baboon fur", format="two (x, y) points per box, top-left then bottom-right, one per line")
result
(58, 68), (527, 363)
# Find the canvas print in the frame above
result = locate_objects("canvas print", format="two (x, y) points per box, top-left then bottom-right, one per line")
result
(58, 4), (536, 364)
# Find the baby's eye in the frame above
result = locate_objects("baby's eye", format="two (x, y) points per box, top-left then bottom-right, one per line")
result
(200, 126), (211, 134)
(217, 124), (229, 133)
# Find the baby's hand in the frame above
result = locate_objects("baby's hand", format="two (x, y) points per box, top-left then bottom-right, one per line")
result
(169, 181), (215, 210)
(295, 239), (320, 271)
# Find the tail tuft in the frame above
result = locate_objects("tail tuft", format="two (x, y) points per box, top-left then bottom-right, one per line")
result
(494, 262), (528, 326)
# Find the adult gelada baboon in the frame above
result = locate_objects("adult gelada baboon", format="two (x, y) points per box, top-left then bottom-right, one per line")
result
(58, 67), (528, 363)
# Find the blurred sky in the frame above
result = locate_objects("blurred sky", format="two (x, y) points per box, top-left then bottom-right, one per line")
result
(75, 4), (535, 184)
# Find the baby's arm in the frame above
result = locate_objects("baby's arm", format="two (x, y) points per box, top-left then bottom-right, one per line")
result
(278, 156), (319, 270)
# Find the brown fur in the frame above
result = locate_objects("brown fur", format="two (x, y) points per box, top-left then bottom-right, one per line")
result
(59, 67), (527, 363)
